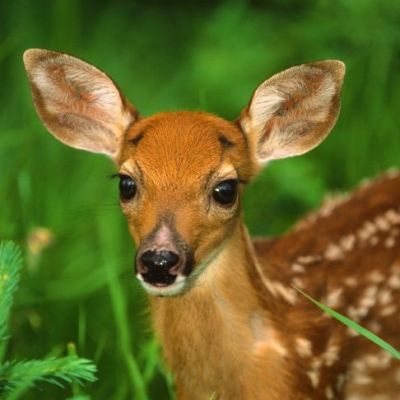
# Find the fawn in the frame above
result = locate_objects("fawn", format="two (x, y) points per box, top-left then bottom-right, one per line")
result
(24, 49), (400, 399)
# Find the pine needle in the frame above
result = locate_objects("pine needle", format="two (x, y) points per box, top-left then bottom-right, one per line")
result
(0, 242), (98, 399)
(0, 356), (97, 399)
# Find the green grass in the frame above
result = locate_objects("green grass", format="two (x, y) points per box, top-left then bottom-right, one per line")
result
(1, 0), (400, 398)
(0, 242), (97, 399)
(294, 287), (400, 360)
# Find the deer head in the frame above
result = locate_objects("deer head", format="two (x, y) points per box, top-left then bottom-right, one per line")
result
(23, 49), (345, 296)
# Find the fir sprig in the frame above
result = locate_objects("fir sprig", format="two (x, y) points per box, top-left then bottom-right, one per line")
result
(0, 241), (97, 399)
(0, 357), (97, 398)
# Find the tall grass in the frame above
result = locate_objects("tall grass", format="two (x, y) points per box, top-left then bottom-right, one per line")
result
(0, 1), (399, 398)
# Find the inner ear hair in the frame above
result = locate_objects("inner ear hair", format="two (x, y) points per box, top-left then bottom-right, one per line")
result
(240, 60), (345, 164)
(23, 48), (138, 160)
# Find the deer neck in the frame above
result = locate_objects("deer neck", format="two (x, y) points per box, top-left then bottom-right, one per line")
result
(148, 217), (284, 356)
(148, 218), (291, 397)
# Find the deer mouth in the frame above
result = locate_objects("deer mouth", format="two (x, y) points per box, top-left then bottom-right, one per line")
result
(136, 273), (188, 296)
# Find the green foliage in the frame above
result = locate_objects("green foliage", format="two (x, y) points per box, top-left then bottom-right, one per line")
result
(0, 357), (96, 400)
(0, 1), (399, 399)
(0, 242), (96, 399)
(0, 242), (22, 355)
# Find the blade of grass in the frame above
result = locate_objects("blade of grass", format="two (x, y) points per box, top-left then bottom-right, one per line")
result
(0, 242), (23, 362)
(97, 213), (147, 400)
(294, 286), (400, 360)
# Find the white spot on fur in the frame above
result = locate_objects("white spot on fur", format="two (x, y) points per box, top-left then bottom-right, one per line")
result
(262, 279), (297, 305)
(347, 285), (378, 322)
(324, 243), (344, 261)
(368, 270), (385, 284)
(359, 285), (378, 310)
(297, 255), (322, 264)
(358, 221), (377, 242)
(378, 289), (393, 306)
(350, 358), (365, 372)
(349, 351), (391, 375)
(253, 258), (297, 305)
(324, 287), (343, 308)
(381, 304), (397, 316)
(347, 304), (362, 321)
(307, 370), (320, 388)
(295, 337), (313, 358)
(319, 193), (349, 218)
(292, 277), (304, 289)
(345, 277), (357, 288)
(292, 263), (305, 273)
(385, 237), (396, 248)
(340, 234), (356, 251)
(385, 209), (400, 224)
(250, 314), (288, 358)
(323, 338), (340, 367)
(353, 374), (373, 385)
(388, 272), (400, 290)
(346, 353), (394, 393)
(375, 215), (391, 232)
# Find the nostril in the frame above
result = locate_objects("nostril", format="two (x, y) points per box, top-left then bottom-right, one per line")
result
(140, 250), (180, 272)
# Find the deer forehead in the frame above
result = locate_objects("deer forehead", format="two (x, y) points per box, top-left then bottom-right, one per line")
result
(119, 111), (253, 187)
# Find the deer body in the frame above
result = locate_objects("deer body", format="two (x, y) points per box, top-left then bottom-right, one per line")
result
(23, 49), (400, 399)
(152, 172), (400, 400)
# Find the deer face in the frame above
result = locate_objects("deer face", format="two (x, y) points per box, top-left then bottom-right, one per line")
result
(23, 49), (344, 296)
(118, 112), (253, 295)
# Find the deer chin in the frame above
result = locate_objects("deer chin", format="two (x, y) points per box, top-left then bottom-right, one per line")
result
(137, 273), (188, 297)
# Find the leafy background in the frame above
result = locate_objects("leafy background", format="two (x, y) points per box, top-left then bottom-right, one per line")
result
(0, 0), (399, 398)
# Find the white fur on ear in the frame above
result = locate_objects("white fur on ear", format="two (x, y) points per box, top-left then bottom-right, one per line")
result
(23, 49), (137, 159)
(240, 60), (345, 164)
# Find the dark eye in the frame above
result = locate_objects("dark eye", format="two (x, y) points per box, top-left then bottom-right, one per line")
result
(212, 179), (238, 206)
(119, 175), (137, 201)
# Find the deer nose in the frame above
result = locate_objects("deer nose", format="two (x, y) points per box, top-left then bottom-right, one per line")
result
(138, 250), (181, 286)
(141, 250), (179, 271)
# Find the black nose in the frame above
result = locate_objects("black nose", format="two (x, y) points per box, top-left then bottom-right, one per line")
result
(141, 250), (179, 271)
(139, 250), (180, 286)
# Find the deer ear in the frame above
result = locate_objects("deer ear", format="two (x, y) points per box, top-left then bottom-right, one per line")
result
(239, 60), (345, 164)
(23, 49), (138, 160)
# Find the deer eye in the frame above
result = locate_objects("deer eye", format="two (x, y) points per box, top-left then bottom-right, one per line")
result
(212, 179), (238, 206)
(119, 175), (137, 201)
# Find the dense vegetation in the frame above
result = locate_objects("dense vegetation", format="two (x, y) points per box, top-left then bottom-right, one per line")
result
(0, 242), (97, 400)
(1, 1), (399, 398)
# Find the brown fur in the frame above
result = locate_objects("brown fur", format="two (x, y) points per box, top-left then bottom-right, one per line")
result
(23, 49), (400, 399)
